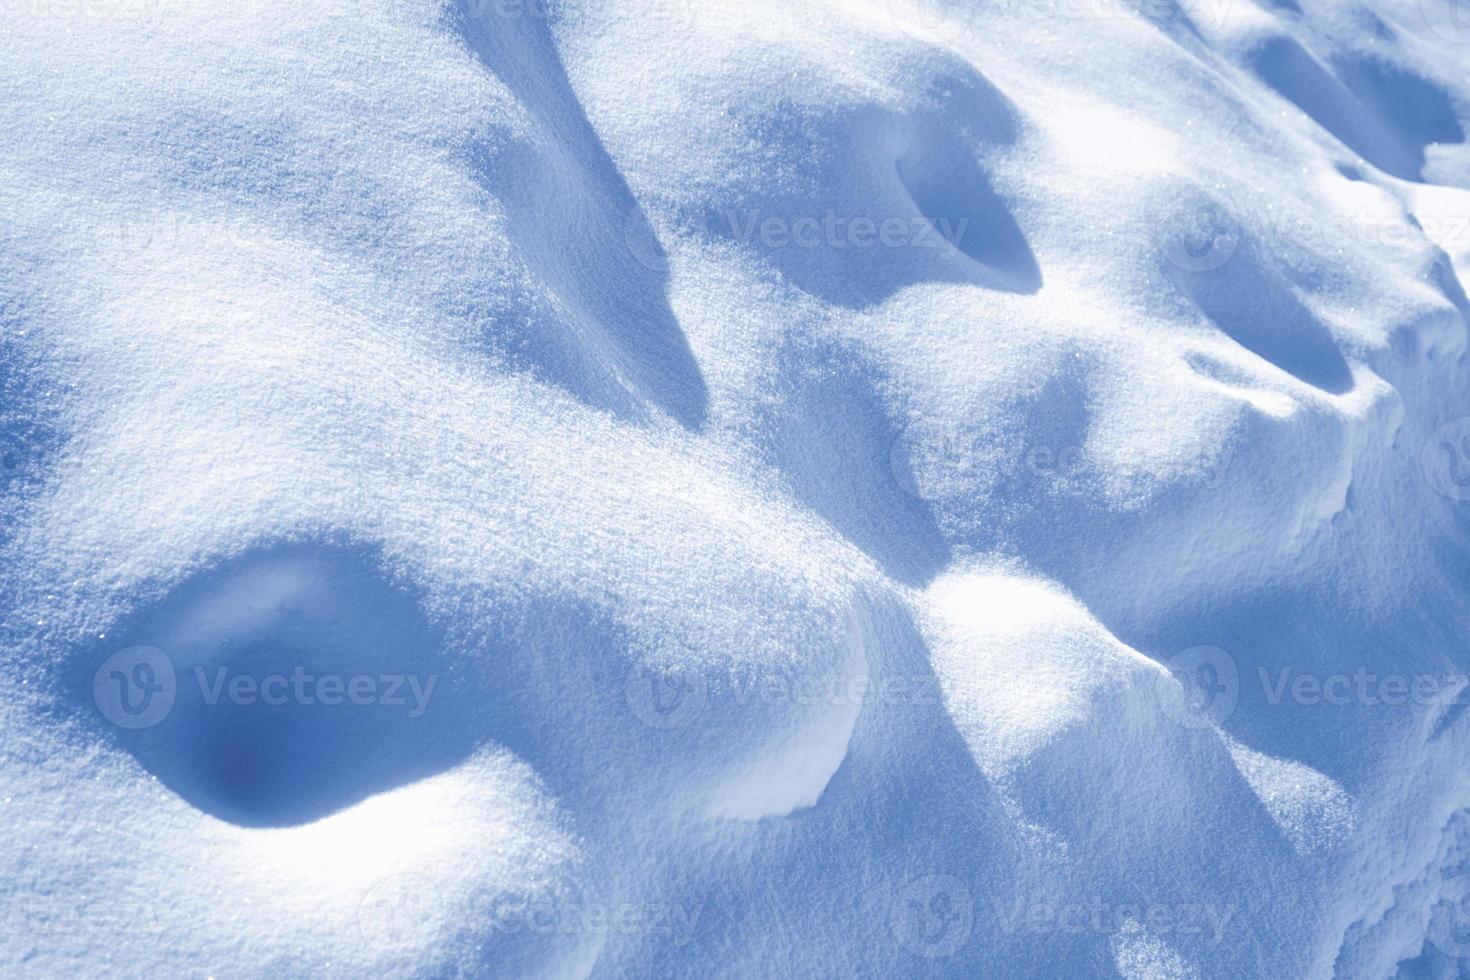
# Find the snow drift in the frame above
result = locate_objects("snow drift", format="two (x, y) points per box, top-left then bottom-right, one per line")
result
(4, 0), (1470, 977)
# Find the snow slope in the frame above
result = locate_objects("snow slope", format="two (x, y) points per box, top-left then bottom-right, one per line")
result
(3, 0), (1470, 976)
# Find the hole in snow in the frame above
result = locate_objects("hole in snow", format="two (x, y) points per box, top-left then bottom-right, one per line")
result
(84, 543), (475, 828)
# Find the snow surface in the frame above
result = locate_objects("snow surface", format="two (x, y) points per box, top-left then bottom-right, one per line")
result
(3, 0), (1470, 976)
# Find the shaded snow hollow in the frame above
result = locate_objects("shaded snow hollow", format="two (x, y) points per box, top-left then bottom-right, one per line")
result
(4, 0), (1470, 977)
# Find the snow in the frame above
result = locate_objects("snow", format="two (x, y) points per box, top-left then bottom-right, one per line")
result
(3, 0), (1470, 976)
